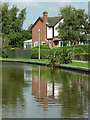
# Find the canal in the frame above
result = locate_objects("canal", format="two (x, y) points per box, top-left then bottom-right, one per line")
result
(2, 62), (89, 118)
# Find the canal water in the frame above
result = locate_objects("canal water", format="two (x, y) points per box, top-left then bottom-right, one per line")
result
(2, 62), (89, 118)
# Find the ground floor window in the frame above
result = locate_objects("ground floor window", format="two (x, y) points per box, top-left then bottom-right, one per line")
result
(42, 41), (46, 44)
(26, 44), (32, 48)
(34, 42), (38, 47)
(24, 42), (32, 49)
(58, 41), (63, 47)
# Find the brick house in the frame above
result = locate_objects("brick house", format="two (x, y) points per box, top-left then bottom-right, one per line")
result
(32, 11), (64, 48)
(32, 11), (90, 48)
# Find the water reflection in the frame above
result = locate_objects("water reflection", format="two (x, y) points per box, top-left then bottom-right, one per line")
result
(32, 67), (88, 118)
(2, 62), (88, 118)
(24, 65), (32, 83)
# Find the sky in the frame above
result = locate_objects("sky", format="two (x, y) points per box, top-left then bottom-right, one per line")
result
(1, 0), (90, 29)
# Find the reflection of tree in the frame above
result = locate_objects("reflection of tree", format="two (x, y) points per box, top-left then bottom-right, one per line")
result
(58, 73), (88, 118)
(2, 63), (31, 107)
(49, 69), (88, 118)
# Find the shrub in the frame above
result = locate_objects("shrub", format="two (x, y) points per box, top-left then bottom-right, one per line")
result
(48, 48), (59, 67)
(48, 47), (72, 67)
(58, 44), (90, 54)
(35, 44), (49, 49)
(60, 48), (72, 64)
(74, 53), (90, 61)
(40, 49), (50, 59)
(2, 48), (9, 58)
(31, 47), (50, 59)
(31, 48), (38, 59)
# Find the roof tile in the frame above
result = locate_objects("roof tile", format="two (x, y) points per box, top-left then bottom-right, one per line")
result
(40, 16), (62, 26)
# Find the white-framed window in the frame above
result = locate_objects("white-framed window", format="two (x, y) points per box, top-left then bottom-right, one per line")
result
(34, 42), (38, 47)
(24, 42), (32, 49)
(42, 41), (46, 44)
(58, 41), (63, 47)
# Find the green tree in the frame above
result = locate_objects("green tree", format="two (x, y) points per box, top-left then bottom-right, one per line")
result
(27, 24), (33, 34)
(57, 5), (88, 45)
(1, 3), (32, 48)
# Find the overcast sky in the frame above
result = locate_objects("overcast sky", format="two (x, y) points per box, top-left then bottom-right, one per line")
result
(1, 0), (89, 29)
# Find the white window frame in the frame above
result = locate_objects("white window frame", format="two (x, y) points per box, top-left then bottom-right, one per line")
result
(34, 42), (38, 47)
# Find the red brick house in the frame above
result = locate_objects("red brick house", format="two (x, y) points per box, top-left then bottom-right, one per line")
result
(32, 11), (64, 48)
(32, 11), (90, 48)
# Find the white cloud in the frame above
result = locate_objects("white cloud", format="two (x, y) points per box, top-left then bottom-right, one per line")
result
(1, 1), (88, 29)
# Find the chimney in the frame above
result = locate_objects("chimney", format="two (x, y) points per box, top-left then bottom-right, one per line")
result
(43, 10), (48, 23)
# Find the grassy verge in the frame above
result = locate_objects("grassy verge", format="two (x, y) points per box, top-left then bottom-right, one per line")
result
(1, 58), (49, 63)
(0, 58), (89, 69)
(62, 61), (89, 69)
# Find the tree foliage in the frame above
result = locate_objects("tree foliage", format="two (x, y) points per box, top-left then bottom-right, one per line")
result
(27, 24), (33, 34)
(1, 3), (32, 48)
(57, 5), (88, 45)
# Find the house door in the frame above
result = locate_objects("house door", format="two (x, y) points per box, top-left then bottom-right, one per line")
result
(49, 41), (51, 48)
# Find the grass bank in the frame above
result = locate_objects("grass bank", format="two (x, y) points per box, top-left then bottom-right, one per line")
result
(1, 58), (49, 63)
(62, 61), (89, 69)
(0, 58), (89, 69)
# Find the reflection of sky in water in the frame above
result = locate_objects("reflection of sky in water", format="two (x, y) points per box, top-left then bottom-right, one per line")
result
(2, 62), (88, 118)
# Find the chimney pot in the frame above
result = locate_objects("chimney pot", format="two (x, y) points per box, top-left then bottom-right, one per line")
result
(43, 11), (48, 23)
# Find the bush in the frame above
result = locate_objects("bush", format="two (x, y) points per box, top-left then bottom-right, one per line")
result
(40, 49), (50, 59)
(74, 53), (90, 61)
(34, 44), (49, 49)
(2, 48), (8, 58)
(59, 48), (72, 64)
(48, 47), (72, 67)
(31, 47), (50, 59)
(31, 48), (38, 59)
(58, 44), (90, 54)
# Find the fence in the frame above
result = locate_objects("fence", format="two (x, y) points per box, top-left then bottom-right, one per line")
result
(8, 49), (31, 59)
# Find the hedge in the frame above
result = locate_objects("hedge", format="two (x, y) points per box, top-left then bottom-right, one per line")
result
(34, 44), (49, 49)
(74, 53), (90, 61)
(31, 44), (90, 60)
(57, 44), (90, 54)
(31, 48), (50, 59)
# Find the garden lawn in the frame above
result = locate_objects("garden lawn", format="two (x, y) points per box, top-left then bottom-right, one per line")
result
(0, 58), (89, 69)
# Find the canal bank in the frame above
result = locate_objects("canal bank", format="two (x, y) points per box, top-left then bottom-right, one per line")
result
(0, 59), (90, 73)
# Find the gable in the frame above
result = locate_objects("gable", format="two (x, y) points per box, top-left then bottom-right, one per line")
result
(32, 17), (43, 29)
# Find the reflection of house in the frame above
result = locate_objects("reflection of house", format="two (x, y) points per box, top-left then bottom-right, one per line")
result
(24, 39), (32, 49)
(32, 68), (62, 111)
(47, 83), (62, 98)
(24, 66), (32, 82)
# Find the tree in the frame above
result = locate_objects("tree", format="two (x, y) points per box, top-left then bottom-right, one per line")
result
(27, 24), (33, 34)
(7, 30), (32, 48)
(1, 3), (32, 48)
(57, 5), (88, 46)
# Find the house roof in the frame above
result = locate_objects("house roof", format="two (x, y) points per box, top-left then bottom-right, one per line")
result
(32, 16), (62, 29)
(40, 16), (62, 26)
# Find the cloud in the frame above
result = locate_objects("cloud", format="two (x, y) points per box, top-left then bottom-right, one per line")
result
(1, 1), (88, 29)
